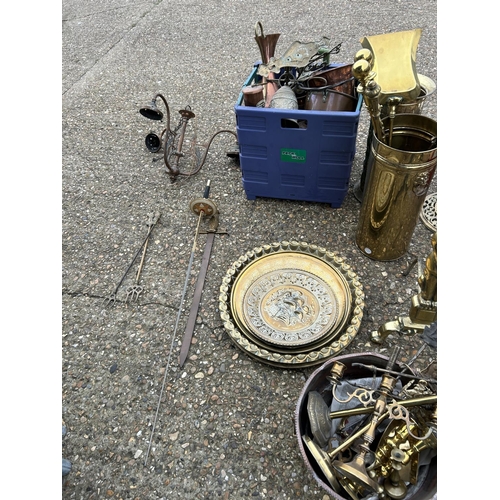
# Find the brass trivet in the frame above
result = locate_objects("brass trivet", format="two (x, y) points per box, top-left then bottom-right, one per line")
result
(219, 241), (365, 368)
(420, 192), (437, 231)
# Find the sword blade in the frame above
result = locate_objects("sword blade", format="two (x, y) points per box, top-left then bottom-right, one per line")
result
(178, 231), (216, 367)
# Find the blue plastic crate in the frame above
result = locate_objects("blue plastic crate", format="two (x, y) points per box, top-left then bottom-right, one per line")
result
(235, 65), (363, 208)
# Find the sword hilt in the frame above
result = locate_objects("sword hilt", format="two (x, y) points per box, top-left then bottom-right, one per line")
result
(203, 179), (211, 199)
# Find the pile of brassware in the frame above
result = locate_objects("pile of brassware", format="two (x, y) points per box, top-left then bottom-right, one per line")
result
(295, 342), (437, 500)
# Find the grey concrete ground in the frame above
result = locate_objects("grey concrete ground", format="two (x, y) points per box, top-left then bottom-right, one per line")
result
(61, 1), (438, 498)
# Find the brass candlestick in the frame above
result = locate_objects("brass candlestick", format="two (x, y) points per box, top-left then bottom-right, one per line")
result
(383, 448), (408, 499)
(328, 361), (347, 394)
(302, 434), (342, 492)
(368, 414), (437, 487)
(307, 393), (437, 448)
(332, 374), (397, 496)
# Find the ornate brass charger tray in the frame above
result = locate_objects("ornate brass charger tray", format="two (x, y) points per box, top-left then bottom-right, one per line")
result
(231, 252), (352, 351)
(219, 241), (365, 368)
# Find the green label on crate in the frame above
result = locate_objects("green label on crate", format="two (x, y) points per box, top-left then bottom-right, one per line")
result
(281, 148), (306, 163)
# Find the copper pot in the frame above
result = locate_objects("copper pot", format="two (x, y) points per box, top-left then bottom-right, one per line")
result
(306, 63), (355, 96)
(304, 89), (357, 112)
(242, 85), (265, 107)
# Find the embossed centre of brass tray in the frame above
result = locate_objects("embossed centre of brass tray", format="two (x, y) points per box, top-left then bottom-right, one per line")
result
(231, 253), (351, 348)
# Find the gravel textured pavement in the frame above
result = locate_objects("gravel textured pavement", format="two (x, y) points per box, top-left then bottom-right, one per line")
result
(59, 1), (440, 498)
